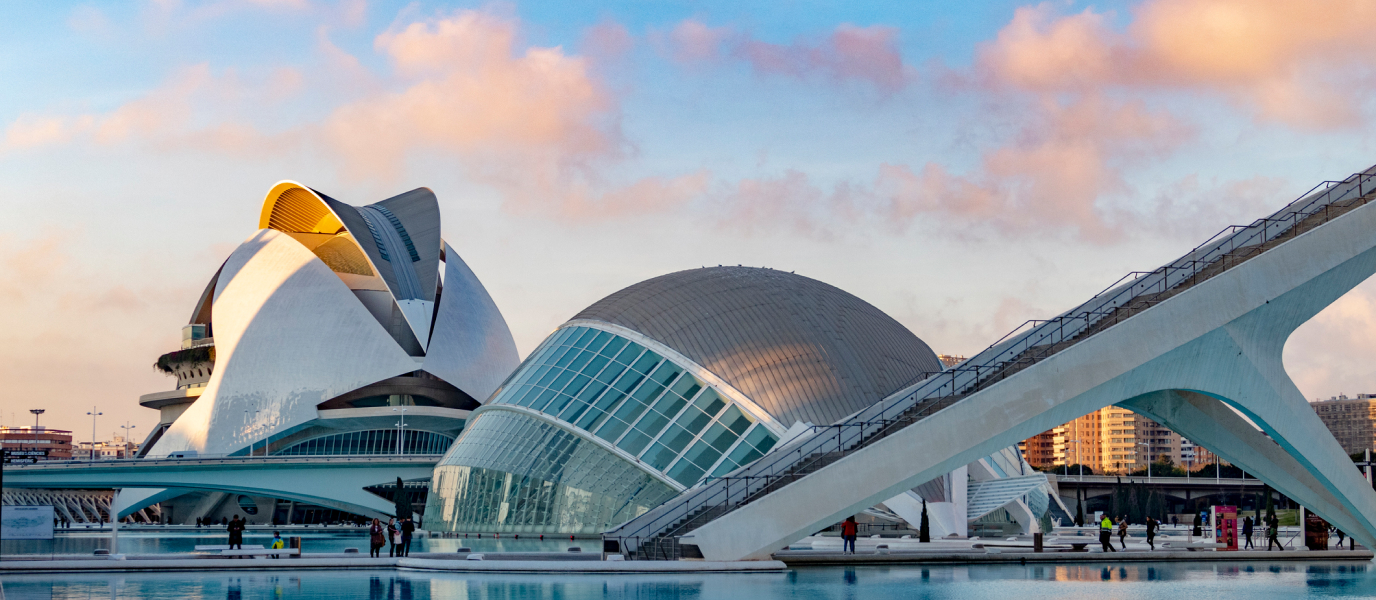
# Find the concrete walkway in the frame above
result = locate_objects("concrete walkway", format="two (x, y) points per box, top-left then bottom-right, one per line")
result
(0, 553), (786, 574)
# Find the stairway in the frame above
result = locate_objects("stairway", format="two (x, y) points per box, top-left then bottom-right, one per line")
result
(606, 169), (1376, 560)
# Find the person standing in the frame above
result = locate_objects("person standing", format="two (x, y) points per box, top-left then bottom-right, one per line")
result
(369, 519), (385, 558)
(400, 517), (416, 557)
(1243, 516), (1254, 549)
(227, 515), (245, 550)
(1100, 515), (1117, 552)
(1145, 516), (1157, 551)
(841, 516), (858, 554)
(1117, 516), (1129, 550)
(387, 518), (399, 557)
(1266, 515), (1283, 551)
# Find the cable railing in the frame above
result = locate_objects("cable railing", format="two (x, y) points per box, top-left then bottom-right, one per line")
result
(604, 168), (1376, 560)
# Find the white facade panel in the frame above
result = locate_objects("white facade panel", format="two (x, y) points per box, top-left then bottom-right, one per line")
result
(149, 229), (419, 457)
(422, 242), (519, 402)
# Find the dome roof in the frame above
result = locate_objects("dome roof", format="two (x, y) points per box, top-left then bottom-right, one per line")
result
(569, 267), (941, 427)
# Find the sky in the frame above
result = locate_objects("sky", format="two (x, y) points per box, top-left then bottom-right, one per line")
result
(2, 0), (1375, 441)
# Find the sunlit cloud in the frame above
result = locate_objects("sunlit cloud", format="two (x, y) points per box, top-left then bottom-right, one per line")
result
(658, 19), (913, 94)
(977, 0), (1376, 129)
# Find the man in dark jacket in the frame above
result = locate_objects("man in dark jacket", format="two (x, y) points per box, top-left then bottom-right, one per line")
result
(227, 515), (246, 550)
(1145, 516), (1158, 550)
(400, 517), (416, 556)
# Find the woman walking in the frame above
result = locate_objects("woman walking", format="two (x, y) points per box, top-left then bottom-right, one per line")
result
(369, 518), (385, 558)
(1117, 516), (1129, 550)
(387, 517), (400, 557)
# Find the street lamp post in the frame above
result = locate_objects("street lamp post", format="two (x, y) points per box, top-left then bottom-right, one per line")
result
(393, 408), (408, 455)
(119, 422), (136, 459)
(1067, 439), (1084, 481)
(1138, 440), (1152, 483)
(244, 402), (260, 457)
(86, 407), (103, 461)
(27, 409), (44, 454)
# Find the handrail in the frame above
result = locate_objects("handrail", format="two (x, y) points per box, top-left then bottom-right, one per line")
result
(605, 169), (1375, 555)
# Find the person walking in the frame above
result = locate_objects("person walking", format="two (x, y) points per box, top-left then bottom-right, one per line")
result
(400, 517), (416, 557)
(1099, 515), (1117, 552)
(1335, 527), (1346, 548)
(369, 518), (385, 558)
(1117, 516), (1129, 550)
(1145, 516), (1157, 551)
(387, 517), (399, 557)
(227, 515), (245, 550)
(841, 516), (858, 555)
(1266, 515), (1283, 551)
(270, 531), (286, 558)
(1243, 516), (1255, 549)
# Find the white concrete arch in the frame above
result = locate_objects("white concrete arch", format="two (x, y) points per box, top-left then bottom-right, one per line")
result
(681, 178), (1376, 561)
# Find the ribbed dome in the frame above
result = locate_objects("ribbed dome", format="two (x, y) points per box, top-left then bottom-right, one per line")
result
(569, 267), (941, 427)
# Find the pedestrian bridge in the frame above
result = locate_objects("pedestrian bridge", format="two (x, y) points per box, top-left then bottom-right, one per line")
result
(2, 455), (438, 519)
(606, 165), (1376, 560)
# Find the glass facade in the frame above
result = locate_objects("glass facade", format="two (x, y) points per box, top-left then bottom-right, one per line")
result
(271, 429), (454, 456)
(489, 326), (778, 487)
(426, 410), (679, 534)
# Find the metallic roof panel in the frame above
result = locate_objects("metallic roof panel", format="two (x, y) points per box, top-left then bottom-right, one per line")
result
(570, 267), (941, 427)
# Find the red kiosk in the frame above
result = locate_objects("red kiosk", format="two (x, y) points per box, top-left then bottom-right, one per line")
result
(1211, 506), (1238, 551)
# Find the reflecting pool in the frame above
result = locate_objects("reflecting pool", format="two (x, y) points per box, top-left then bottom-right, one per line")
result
(3, 562), (1376, 599)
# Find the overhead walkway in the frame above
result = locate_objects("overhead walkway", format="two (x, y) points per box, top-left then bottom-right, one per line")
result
(2, 455), (438, 519)
(606, 165), (1376, 561)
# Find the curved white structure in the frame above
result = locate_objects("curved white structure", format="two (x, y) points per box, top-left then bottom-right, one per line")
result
(109, 182), (519, 522)
(610, 165), (1376, 561)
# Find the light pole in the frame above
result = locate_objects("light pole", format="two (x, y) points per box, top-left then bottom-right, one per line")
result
(119, 422), (136, 459)
(1067, 439), (1084, 481)
(393, 408), (408, 455)
(245, 403), (260, 457)
(86, 407), (102, 461)
(1138, 440), (1152, 483)
(27, 409), (44, 453)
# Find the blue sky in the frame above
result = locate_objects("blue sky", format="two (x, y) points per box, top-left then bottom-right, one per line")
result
(2, 0), (1374, 437)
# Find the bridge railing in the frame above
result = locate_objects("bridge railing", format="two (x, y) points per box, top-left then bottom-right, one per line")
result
(7, 454), (445, 467)
(606, 169), (1376, 557)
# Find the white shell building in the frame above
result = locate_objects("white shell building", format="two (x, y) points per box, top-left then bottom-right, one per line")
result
(120, 182), (519, 523)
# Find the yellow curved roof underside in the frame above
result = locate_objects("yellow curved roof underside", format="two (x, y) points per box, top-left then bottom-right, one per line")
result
(259, 182), (345, 235)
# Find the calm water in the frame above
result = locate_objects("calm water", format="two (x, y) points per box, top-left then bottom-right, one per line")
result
(1, 530), (579, 556)
(3, 563), (1376, 599)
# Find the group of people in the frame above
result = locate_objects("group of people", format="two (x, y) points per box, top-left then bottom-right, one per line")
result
(1240, 514), (1285, 550)
(1098, 515), (1161, 551)
(369, 516), (417, 558)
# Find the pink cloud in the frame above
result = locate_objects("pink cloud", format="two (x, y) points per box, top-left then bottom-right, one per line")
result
(581, 20), (635, 60)
(663, 19), (733, 64)
(875, 95), (1193, 239)
(661, 20), (912, 93)
(977, 0), (1376, 129)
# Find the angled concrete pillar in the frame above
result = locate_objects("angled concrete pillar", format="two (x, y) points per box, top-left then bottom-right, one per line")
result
(684, 184), (1376, 561)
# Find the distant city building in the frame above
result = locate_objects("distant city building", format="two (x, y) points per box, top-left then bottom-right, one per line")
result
(937, 354), (966, 369)
(1312, 394), (1376, 455)
(1018, 408), (1208, 474)
(73, 436), (139, 460)
(0, 426), (73, 461)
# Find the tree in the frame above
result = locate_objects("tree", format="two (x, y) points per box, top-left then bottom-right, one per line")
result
(1075, 488), (1085, 527)
(919, 499), (930, 543)
(394, 477), (412, 521)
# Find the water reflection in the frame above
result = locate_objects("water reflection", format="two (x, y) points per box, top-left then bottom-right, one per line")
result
(1, 561), (1374, 599)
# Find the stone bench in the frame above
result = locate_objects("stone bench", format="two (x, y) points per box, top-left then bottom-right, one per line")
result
(217, 548), (300, 558)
